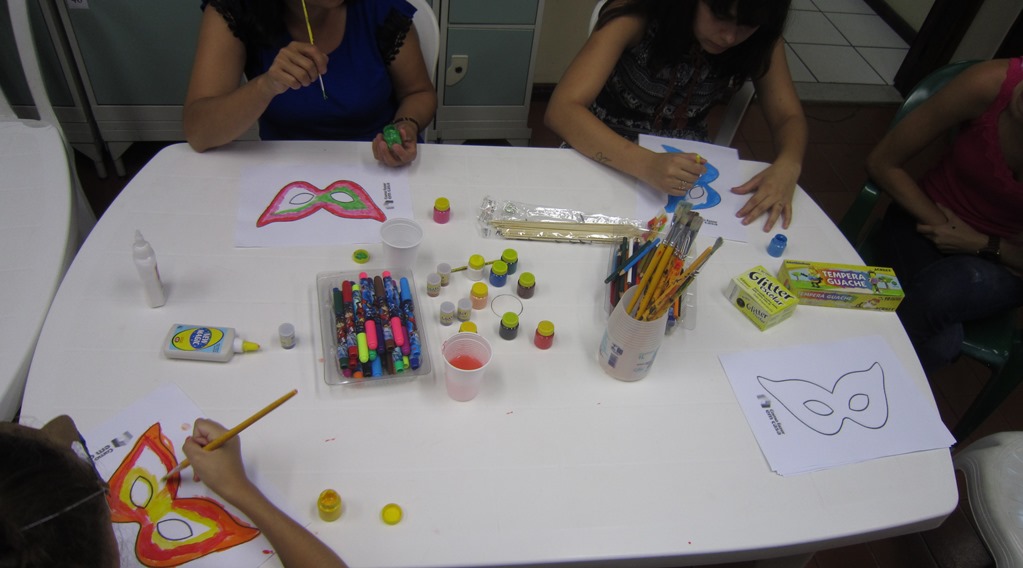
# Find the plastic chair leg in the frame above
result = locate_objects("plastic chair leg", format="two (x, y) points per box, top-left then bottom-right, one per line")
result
(954, 333), (1023, 441)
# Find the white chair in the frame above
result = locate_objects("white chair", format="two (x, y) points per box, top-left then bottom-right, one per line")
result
(2, 0), (92, 421)
(406, 0), (439, 141)
(407, 0), (439, 85)
(953, 432), (1023, 567)
(587, 0), (753, 147)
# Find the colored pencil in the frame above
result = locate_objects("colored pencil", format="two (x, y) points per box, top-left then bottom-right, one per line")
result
(604, 237), (660, 284)
(163, 389), (298, 480)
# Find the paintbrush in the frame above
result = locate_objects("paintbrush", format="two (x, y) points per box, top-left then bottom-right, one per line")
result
(300, 0), (328, 100)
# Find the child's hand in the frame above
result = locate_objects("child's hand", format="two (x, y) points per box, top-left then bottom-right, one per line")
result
(182, 418), (254, 503)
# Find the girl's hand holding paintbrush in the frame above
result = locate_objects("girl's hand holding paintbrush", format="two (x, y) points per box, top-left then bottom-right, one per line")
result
(181, 418), (256, 504)
(263, 42), (329, 95)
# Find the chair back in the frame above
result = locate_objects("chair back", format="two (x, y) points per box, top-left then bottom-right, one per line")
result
(407, 0), (439, 85)
(838, 60), (982, 254)
(588, 0), (751, 147)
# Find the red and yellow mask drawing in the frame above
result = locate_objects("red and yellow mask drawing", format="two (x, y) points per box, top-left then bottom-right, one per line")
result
(257, 179), (387, 227)
(106, 423), (260, 567)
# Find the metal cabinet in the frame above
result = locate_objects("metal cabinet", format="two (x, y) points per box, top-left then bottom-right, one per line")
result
(434, 0), (544, 145)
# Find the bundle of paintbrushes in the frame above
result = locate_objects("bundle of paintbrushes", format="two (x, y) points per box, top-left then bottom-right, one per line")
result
(605, 202), (724, 327)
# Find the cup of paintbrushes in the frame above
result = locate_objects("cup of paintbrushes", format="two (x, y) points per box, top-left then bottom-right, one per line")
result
(598, 286), (669, 382)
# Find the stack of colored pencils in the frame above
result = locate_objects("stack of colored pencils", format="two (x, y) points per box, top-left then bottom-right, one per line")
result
(604, 201), (724, 325)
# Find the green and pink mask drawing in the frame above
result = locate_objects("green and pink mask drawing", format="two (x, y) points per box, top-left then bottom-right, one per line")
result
(257, 180), (386, 227)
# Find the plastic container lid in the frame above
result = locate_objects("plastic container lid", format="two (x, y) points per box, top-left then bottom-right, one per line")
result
(518, 272), (536, 287)
(434, 197), (450, 212)
(458, 321), (478, 333)
(502, 248), (518, 263)
(352, 249), (370, 264)
(491, 260), (508, 276)
(437, 262), (451, 274)
(427, 273), (441, 286)
(537, 320), (555, 337)
(501, 312), (519, 329)
(471, 282), (488, 297)
(381, 503), (403, 525)
(468, 254), (485, 270)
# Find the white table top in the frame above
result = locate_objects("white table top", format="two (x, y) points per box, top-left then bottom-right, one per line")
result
(0, 120), (73, 421)
(21, 141), (957, 567)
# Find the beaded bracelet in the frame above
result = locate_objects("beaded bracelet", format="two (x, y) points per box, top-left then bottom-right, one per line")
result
(392, 116), (421, 133)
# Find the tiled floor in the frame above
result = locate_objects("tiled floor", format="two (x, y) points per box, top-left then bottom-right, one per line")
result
(785, 0), (907, 103)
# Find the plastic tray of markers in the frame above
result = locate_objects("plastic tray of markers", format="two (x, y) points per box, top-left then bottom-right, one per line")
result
(317, 269), (432, 386)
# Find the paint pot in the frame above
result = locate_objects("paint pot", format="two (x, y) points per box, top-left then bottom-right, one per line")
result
(516, 272), (535, 299)
(598, 286), (668, 382)
(426, 273), (441, 297)
(470, 282), (489, 310)
(318, 489), (343, 521)
(456, 298), (472, 322)
(439, 301), (455, 326)
(501, 248), (519, 274)
(534, 320), (555, 349)
(458, 321), (478, 333)
(489, 261), (509, 287)
(768, 233), (788, 257)
(437, 262), (452, 286)
(278, 323), (296, 350)
(466, 254), (485, 281)
(433, 197), (451, 224)
(499, 312), (519, 340)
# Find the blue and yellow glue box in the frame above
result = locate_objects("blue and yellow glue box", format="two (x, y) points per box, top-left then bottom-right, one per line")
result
(725, 266), (798, 330)
(777, 260), (904, 311)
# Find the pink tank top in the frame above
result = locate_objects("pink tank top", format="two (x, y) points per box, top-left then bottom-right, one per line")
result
(922, 57), (1023, 237)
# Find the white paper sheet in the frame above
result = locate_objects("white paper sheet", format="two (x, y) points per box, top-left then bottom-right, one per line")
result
(85, 384), (283, 567)
(235, 163), (413, 247)
(635, 135), (751, 243)
(719, 336), (955, 475)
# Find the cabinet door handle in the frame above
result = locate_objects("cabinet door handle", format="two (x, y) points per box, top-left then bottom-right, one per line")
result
(446, 55), (469, 86)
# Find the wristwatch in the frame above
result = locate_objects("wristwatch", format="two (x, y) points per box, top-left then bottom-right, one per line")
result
(979, 235), (1001, 262)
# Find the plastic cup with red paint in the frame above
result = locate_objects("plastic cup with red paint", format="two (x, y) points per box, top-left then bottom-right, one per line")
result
(441, 332), (493, 401)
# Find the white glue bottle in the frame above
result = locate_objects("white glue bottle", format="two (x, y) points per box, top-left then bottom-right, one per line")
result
(133, 231), (166, 308)
(163, 324), (260, 362)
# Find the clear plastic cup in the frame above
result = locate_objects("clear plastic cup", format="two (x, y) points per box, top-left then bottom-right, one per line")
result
(441, 332), (493, 401)
(598, 286), (669, 382)
(380, 218), (423, 269)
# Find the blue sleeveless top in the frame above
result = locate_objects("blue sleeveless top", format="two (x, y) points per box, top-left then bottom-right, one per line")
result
(202, 0), (415, 141)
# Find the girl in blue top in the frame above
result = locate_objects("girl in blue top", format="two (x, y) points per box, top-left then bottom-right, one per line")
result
(184, 0), (436, 167)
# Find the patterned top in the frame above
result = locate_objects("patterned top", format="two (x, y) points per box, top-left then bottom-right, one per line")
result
(201, 0), (415, 141)
(590, 22), (744, 143)
(922, 57), (1023, 237)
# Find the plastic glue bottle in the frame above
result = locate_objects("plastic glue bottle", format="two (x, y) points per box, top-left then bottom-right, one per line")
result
(133, 230), (166, 308)
(163, 324), (260, 363)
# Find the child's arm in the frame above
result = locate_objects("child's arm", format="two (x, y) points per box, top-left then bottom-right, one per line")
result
(182, 419), (347, 568)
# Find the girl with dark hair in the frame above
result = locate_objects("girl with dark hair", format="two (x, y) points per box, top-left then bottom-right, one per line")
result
(0, 417), (347, 568)
(545, 0), (806, 231)
(183, 0), (436, 168)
